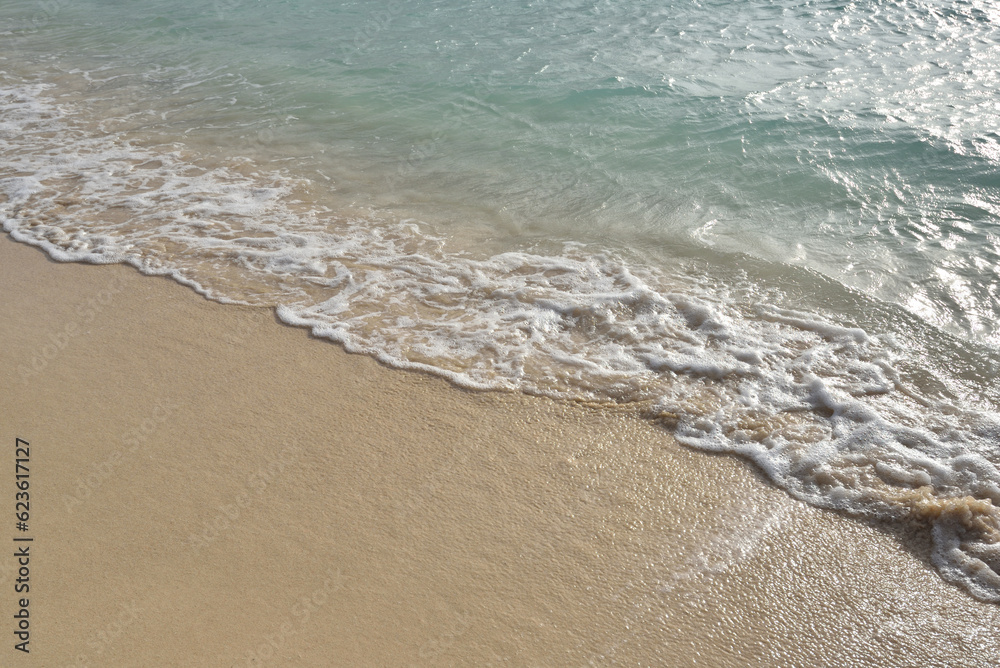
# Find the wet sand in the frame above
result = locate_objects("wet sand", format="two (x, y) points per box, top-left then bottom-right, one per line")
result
(1, 234), (997, 666)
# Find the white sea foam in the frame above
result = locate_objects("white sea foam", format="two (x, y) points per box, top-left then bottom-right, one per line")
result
(3, 77), (1000, 601)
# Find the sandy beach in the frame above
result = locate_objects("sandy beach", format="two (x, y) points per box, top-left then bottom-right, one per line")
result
(1, 233), (997, 666)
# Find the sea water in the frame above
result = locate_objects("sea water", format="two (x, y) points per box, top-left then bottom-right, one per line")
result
(2, 0), (1000, 601)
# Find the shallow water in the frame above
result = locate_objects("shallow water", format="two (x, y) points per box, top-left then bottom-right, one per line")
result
(3, 0), (1000, 600)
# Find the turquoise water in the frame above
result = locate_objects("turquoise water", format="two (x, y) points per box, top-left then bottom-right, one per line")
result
(3, 0), (1000, 600)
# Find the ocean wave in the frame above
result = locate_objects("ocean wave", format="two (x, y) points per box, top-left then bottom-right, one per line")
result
(3, 76), (1000, 601)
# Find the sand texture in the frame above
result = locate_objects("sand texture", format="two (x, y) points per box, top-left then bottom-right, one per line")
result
(1, 235), (997, 666)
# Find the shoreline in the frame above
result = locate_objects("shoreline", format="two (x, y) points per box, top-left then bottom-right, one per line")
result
(1, 233), (998, 666)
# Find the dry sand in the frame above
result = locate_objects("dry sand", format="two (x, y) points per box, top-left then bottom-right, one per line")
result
(1, 234), (997, 666)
